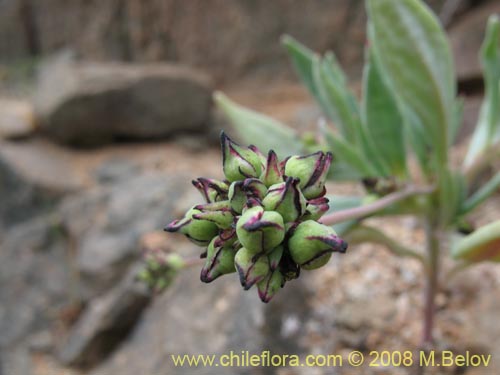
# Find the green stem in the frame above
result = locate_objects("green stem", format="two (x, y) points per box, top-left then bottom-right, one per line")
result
(345, 225), (426, 264)
(422, 219), (440, 347)
(319, 185), (435, 226)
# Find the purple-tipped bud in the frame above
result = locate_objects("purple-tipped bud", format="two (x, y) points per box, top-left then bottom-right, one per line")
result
(192, 178), (229, 203)
(200, 237), (236, 283)
(213, 228), (237, 248)
(288, 220), (347, 270)
(261, 150), (283, 187)
(268, 245), (284, 271)
(284, 151), (333, 199)
(257, 269), (285, 303)
(234, 247), (270, 290)
(193, 200), (234, 229)
(302, 197), (330, 221)
(228, 179), (267, 214)
(236, 205), (285, 253)
(249, 144), (267, 170)
(262, 177), (306, 223)
(221, 132), (262, 182)
(165, 207), (219, 246)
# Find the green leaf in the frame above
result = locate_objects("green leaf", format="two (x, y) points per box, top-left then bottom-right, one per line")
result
(461, 172), (500, 215)
(281, 35), (319, 100)
(452, 220), (500, 262)
(367, 0), (456, 168)
(321, 123), (377, 178)
(464, 15), (500, 167)
(439, 169), (466, 226)
(403, 107), (432, 177)
(214, 92), (303, 159)
(312, 55), (362, 144)
(362, 51), (407, 177)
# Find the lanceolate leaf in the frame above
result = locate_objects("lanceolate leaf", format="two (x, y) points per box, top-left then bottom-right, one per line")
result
(464, 15), (500, 167)
(367, 0), (456, 168)
(461, 171), (500, 215)
(362, 51), (407, 177)
(452, 220), (500, 262)
(312, 55), (362, 145)
(321, 124), (378, 178)
(402, 107), (432, 177)
(439, 170), (466, 226)
(281, 35), (319, 100)
(214, 92), (303, 159)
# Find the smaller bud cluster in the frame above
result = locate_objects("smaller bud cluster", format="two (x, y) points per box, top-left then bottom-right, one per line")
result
(138, 249), (186, 293)
(165, 132), (347, 303)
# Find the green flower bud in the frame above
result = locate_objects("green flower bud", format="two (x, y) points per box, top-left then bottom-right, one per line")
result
(228, 179), (267, 214)
(192, 178), (229, 203)
(268, 245), (284, 271)
(288, 220), (347, 270)
(234, 247), (270, 290)
(194, 200), (234, 229)
(284, 151), (333, 199)
(165, 207), (219, 246)
(302, 197), (330, 221)
(221, 132), (262, 182)
(213, 228), (237, 248)
(261, 150), (283, 187)
(236, 205), (285, 253)
(262, 177), (306, 223)
(139, 251), (186, 293)
(228, 180), (246, 214)
(257, 269), (285, 303)
(200, 237), (236, 283)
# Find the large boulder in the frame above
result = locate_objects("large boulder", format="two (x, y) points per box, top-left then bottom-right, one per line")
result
(0, 99), (36, 140)
(34, 55), (213, 146)
(1, 1), (447, 83)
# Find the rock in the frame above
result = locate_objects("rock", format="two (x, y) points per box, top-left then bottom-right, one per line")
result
(27, 330), (54, 354)
(93, 158), (140, 185)
(449, 1), (500, 81)
(1, 347), (33, 375)
(60, 172), (187, 298)
(0, 139), (85, 195)
(0, 150), (56, 228)
(89, 262), (327, 375)
(90, 265), (265, 375)
(34, 55), (213, 146)
(2, 0), (446, 84)
(0, 99), (36, 139)
(58, 264), (151, 368)
(0, 215), (70, 349)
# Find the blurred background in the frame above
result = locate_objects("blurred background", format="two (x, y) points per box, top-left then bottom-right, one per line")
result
(1, 0), (500, 374)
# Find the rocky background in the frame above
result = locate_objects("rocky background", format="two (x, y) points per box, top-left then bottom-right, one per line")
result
(1, 1), (500, 374)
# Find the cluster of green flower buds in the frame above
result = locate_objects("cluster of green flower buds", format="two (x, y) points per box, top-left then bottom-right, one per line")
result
(165, 132), (347, 303)
(137, 249), (186, 293)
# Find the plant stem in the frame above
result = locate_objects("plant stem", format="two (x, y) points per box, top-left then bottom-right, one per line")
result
(422, 219), (440, 347)
(319, 185), (435, 226)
